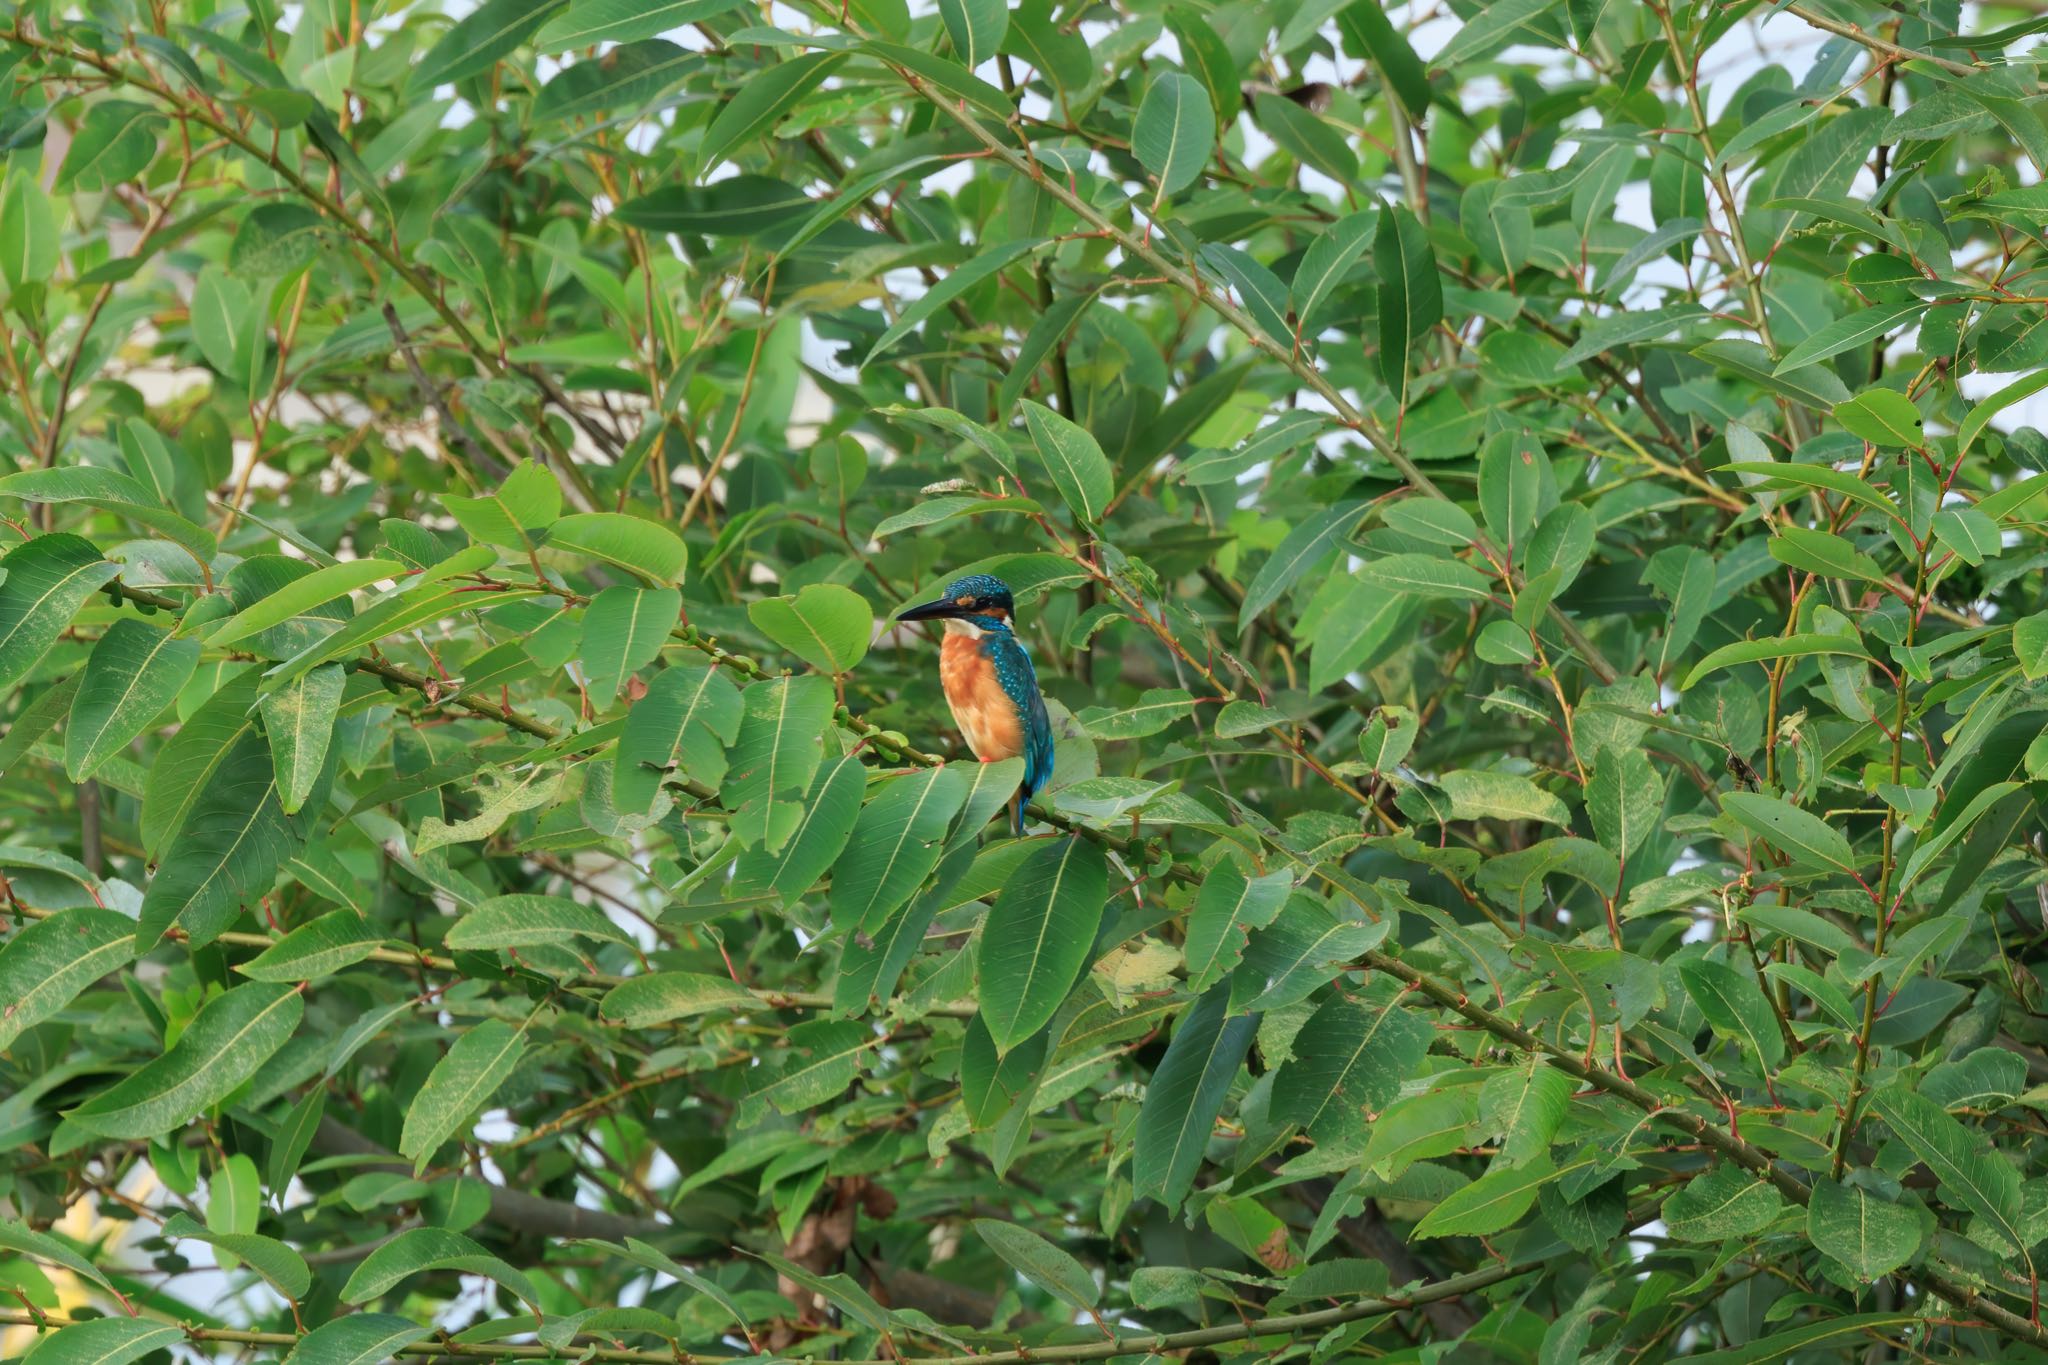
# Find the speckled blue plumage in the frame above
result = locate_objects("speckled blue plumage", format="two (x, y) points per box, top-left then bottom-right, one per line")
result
(980, 629), (1054, 829)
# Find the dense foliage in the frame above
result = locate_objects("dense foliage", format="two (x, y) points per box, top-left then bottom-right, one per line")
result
(9, 0), (2048, 1360)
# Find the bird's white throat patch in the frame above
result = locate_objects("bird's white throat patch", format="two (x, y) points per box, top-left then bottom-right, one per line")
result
(942, 617), (985, 638)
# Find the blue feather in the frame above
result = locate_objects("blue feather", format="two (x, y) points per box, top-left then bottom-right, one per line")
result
(981, 630), (1053, 833)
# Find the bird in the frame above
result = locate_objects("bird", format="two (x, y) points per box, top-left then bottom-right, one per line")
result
(895, 574), (1054, 837)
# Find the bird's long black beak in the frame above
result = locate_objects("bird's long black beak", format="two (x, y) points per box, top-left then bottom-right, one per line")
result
(896, 597), (964, 623)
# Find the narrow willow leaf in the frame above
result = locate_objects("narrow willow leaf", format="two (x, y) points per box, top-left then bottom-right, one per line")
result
(64, 618), (200, 780)
(410, 0), (564, 92)
(69, 982), (304, 1139)
(731, 754), (868, 903)
(1412, 1151), (1557, 1239)
(601, 972), (760, 1025)
(1721, 791), (1859, 878)
(139, 731), (304, 949)
(1133, 72), (1214, 198)
(976, 837), (1108, 1050)
(1184, 866), (1293, 993)
(1373, 203), (1441, 409)
(1476, 1059), (1574, 1166)
(445, 894), (633, 950)
(0, 907), (136, 1051)
(238, 910), (380, 981)
(829, 764), (972, 933)
(1773, 301), (1924, 374)
(972, 1219), (1099, 1309)
(1133, 984), (1254, 1211)
(1869, 1085), (2024, 1254)
(399, 1018), (529, 1170)
(207, 559), (398, 648)
(1338, 1), (1429, 118)
(1272, 986), (1431, 1145)
(535, 0), (747, 51)
(1020, 399), (1115, 525)
(698, 52), (848, 179)
(341, 1226), (539, 1307)
(0, 534), (120, 693)
(258, 661), (344, 814)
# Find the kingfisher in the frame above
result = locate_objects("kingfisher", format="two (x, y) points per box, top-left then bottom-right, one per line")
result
(896, 574), (1053, 836)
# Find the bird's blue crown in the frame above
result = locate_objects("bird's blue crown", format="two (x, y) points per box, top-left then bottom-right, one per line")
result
(939, 574), (1015, 615)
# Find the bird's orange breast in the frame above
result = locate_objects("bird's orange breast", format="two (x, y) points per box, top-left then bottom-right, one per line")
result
(940, 634), (1024, 762)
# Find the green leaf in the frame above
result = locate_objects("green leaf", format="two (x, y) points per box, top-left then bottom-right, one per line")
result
(141, 671), (261, 859)
(411, 0), (565, 92)
(64, 618), (200, 781)
(1133, 984), (1254, 1211)
(1869, 1085), (2024, 1255)
(1769, 526), (1885, 584)
(741, 1019), (874, 1122)
(441, 461), (561, 549)
(547, 511), (688, 583)
(864, 238), (1044, 367)
(1721, 791), (1860, 879)
(258, 662), (344, 815)
(721, 675), (836, 850)
(699, 52), (849, 178)
(1674, 1315), (1920, 1365)
(732, 753), (870, 904)
(1678, 958), (1786, 1069)
(138, 731), (304, 950)
(1439, 769), (1570, 826)
(1133, 72), (1214, 198)
(535, 0), (747, 51)
(1338, 0), (1429, 118)
(1374, 203), (1441, 408)
(1434, 0), (1564, 67)
(0, 907), (136, 1051)
(239, 910), (380, 982)
(600, 972), (761, 1025)
(828, 764), (972, 933)
(282, 1316), (432, 1365)
(581, 585), (680, 700)
(1662, 1162), (1785, 1240)
(612, 176), (814, 235)
(0, 1221), (121, 1294)
(614, 659), (743, 813)
(1020, 399), (1115, 525)
(0, 172), (59, 288)
(1809, 1178), (1922, 1279)
(972, 1220), (1098, 1309)
(1773, 302), (1925, 374)
(0, 534), (121, 693)
(1586, 745), (1661, 859)
(938, 0), (1007, 69)
(1682, 632), (1872, 689)
(341, 1226), (539, 1307)
(167, 1208), (311, 1299)
(399, 1018), (530, 1170)
(69, 982), (304, 1139)
(1412, 1151), (1557, 1239)
(55, 101), (161, 193)
(748, 583), (872, 674)
(1832, 390), (1925, 447)
(1272, 987), (1431, 1145)
(446, 894), (634, 951)
(1239, 502), (1367, 633)
(209, 560), (400, 648)
(977, 837), (1108, 1050)
(532, 40), (700, 122)
(229, 203), (330, 277)
(20, 1319), (183, 1365)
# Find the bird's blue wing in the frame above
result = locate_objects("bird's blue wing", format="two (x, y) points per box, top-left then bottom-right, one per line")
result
(985, 632), (1054, 804)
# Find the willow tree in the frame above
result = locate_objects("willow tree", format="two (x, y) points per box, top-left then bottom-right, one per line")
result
(3, 0), (2048, 1361)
